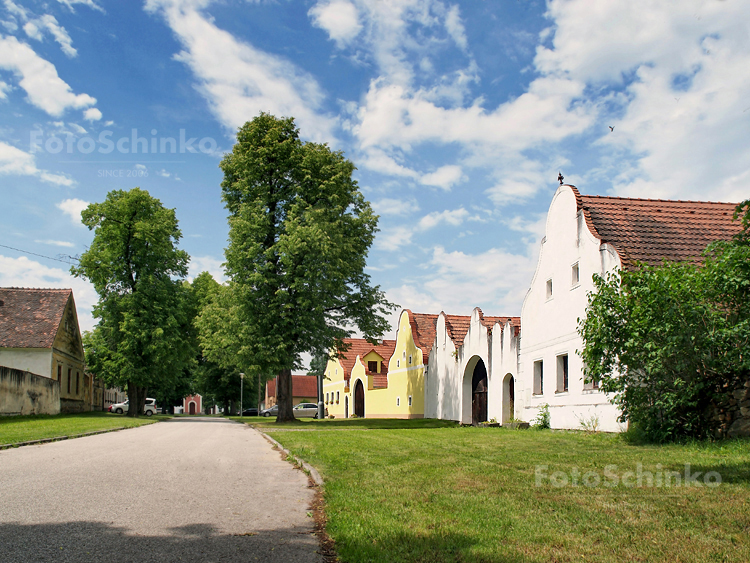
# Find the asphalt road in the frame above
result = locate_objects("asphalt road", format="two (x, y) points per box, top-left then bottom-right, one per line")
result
(0, 417), (321, 563)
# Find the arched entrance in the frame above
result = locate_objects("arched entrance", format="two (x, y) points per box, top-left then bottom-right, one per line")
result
(345, 395), (349, 419)
(189, 401), (196, 415)
(502, 374), (515, 423)
(471, 361), (488, 425)
(354, 380), (365, 418)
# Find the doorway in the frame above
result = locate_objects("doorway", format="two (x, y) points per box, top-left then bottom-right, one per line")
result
(189, 401), (196, 415)
(502, 374), (515, 423)
(354, 380), (365, 418)
(471, 360), (488, 425)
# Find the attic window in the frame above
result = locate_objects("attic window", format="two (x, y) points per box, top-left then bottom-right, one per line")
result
(368, 360), (378, 373)
(546, 279), (553, 300)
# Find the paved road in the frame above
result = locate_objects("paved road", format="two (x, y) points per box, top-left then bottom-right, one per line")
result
(0, 417), (321, 563)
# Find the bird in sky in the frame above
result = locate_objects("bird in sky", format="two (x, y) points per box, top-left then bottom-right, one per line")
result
(609, 126), (615, 132)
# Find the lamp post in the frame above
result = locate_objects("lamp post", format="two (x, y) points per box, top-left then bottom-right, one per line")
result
(240, 372), (245, 418)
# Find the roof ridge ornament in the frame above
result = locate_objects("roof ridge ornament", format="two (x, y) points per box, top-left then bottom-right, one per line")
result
(558, 172), (564, 185)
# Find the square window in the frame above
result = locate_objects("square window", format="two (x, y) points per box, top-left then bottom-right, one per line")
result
(368, 360), (378, 373)
(556, 354), (568, 393)
(571, 263), (580, 286)
(546, 279), (553, 299)
(533, 360), (544, 395)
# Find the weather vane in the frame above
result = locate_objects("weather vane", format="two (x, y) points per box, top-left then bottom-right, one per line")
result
(558, 172), (564, 185)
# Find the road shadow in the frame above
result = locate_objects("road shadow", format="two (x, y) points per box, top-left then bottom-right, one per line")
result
(0, 521), (320, 563)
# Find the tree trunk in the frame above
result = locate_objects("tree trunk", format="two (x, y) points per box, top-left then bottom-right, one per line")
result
(126, 382), (147, 417)
(276, 368), (296, 422)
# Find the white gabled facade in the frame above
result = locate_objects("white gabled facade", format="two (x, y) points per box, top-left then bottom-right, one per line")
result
(425, 308), (520, 425)
(516, 185), (624, 432)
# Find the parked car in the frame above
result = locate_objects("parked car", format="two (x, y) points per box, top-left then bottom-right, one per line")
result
(108, 398), (157, 416)
(241, 408), (259, 416)
(260, 405), (278, 417)
(293, 402), (319, 418)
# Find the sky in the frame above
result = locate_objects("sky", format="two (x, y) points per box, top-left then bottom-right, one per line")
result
(1, 0), (749, 336)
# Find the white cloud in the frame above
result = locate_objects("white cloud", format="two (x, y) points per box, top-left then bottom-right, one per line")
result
(374, 225), (413, 251)
(35, 239), (74, 248)
(0, 35), (97, 116)
(370, 197), (419, 216)
(443, 4), (467, 51)
(145, 0), (336, 141)
(56, 0), (104, 13)
(0, 141), (73, 185)
(24, 15), (77, 57)
(188, 255), (226, 284)
(309, 0), (362, 48)
(417, 208), (469, 231)
(420, 164), (464, 190)
(0, 255), (98, 331)
(56, 198), (90, 225)
(83, 107), (102, 121)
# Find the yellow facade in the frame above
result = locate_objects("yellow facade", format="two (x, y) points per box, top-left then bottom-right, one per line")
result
(322, 311), (426, 419)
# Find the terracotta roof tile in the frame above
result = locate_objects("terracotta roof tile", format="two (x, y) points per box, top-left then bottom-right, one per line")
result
(267, 375), (319, 399)
(569, 186), (742, 269)
(0, 288), (71, 349)
(336, 338), (396, 380)
(407, 311), (439, 353)
(441, 309), (520, 348)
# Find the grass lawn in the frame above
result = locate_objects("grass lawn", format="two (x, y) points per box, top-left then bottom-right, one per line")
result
(258, 420), (750, 563)
(0, 411), (169, 445)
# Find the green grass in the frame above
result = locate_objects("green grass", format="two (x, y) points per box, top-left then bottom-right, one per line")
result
(263, 423), (750, 563)
(0, 411), (169, 445)
(249, 416), (459, 430)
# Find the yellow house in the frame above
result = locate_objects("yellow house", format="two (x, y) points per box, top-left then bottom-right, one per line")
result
(322, 309), (438, 419)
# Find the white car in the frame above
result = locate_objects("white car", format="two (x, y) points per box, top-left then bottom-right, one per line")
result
(293, 402), (319, 418)
(109, 398), (157, 416)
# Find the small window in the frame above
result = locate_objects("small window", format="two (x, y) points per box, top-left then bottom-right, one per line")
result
(533, 360), (543, 395)
(76, 372), (80, 394)
(571, 263), (580, 286)
(583, 368), (600, 391)
(67, 368), (71, 393)
(368, 360), (378, 373)
(546, 279), (553, 299)
(408, 395), (412, 406)
(57, 365), (62, 381)
(396, 397), (400, 407)
(556, 354), (568, 393)
(325, 392), (329, 404)
(336, 391), (340, 403)
(408, 355), (412, 365)
(397, 359), (400, 368)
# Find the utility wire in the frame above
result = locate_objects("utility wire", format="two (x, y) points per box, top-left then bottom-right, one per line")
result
(0, 243), (79, 265)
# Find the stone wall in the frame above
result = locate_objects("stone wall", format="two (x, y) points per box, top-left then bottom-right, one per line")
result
(0, 365), (60, 416)
(714, 379), (750, 438)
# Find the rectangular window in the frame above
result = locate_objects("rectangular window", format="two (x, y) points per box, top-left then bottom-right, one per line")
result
(408, 355), (412, 365)
(57, 365), (62, 381)
(556, 355), (569, 393)
(546, 279), (553, 299)
(571, 263), (580, 286)
(583, 366), (600, 391)
(397, 359), (400, 368)
(325, 392), (329, 404)
(76, 372), (80, 394)
(408, 395), (412, 407)
(336, 391), (339, 403)
(396, 397), (400, 407)
(368, 360), (378, 373)
(67, 368), (71, 393)
(533, 360), (544, 395)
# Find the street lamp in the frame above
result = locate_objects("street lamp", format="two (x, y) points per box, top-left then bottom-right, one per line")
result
(240, 372), (245, 418)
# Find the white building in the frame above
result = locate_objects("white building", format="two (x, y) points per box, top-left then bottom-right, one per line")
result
(516, 184), (741, 431)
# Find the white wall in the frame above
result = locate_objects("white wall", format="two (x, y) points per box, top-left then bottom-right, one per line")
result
(0, 348), (52, 378)
(517, 185), (624, 432)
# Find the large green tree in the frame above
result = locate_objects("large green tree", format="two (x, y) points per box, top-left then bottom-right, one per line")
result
(579, 201), (750, 442)
(203, 113), (395, 422)
(74, 188), (194, 416)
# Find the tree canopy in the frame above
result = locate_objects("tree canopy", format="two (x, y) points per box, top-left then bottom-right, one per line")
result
(579, 201), (750, 442)
(73, 188), (195, 416)
(199, 113), (395, 421)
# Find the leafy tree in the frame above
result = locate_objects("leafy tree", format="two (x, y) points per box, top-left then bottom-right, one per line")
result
(74, 188), (194, 417)
(579, 201), (750, 442)
(204, 113), (395, 422)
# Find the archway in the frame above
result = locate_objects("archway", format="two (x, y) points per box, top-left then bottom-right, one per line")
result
(354, 380), (365, 418)
(189, 401), (196, 415)
(345, 395), (349, 419)
(502, 374), (515, 423)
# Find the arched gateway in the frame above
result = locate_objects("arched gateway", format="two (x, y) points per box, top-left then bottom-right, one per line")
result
(354, 380), (365, 418)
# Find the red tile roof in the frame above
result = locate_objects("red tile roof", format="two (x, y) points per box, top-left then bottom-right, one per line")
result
(444, 309), (521, 347)
(336, 338), (397, 380)
(571, 186), (742, 270)
(0, 288), (72, 349)
(406, 311), (438, 361)
(267, 375), (319, 399)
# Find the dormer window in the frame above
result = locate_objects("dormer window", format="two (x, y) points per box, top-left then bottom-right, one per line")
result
(368, 360), (378, 373)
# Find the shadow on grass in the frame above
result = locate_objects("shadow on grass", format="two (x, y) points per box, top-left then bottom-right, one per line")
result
(252, 418), (460, 430)
(663, 461), (750, 486)
(0, 521), (318, 563)
(337, 529), (539, 563)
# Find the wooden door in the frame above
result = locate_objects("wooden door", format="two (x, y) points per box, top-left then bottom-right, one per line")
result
(354, 380), (365, 418)
(472, 361), (488, 425)
(189, 402), (196, 415)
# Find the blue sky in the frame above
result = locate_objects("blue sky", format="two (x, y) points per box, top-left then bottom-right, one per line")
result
(1, 0), (749, 334)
